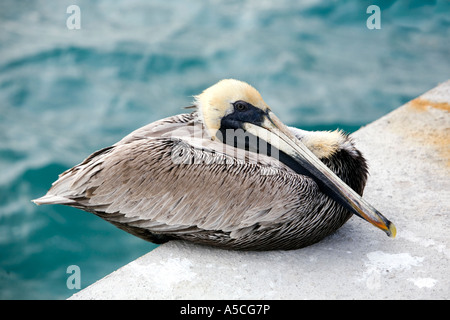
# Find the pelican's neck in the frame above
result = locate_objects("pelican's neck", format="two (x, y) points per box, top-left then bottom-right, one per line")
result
(289, 127), (368, 194)
(288, 127), (359, 160)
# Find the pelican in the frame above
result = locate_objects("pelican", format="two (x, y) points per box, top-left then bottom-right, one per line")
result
(33, 79), (396, 250)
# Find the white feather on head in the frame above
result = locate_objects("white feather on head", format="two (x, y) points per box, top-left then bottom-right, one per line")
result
(194, 79), (270, 139)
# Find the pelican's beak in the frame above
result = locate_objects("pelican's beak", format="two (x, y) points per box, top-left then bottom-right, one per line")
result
(243, 111), (396, 238)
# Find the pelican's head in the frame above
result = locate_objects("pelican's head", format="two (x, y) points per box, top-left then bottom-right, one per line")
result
(195, 79), (271, 139)
(194, 79), (396, 239)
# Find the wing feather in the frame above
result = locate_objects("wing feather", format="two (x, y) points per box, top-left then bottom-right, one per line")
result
(35, 113), (320, 239)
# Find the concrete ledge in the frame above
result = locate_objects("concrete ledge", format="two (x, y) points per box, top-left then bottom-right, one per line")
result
(70, 80), (450, 300)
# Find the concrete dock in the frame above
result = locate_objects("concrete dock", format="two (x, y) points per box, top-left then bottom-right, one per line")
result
(70, 80), (449, 300)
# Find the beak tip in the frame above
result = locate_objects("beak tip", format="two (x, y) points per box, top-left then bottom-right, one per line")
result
(386, 222), (397, 238)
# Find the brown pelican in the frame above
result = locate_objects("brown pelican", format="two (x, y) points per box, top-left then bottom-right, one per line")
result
(33, 79), (396, 250)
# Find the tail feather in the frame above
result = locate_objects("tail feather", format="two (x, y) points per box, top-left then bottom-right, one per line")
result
(32, 194), (76, 206)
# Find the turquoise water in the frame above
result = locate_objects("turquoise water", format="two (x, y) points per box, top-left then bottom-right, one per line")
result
(1, 0), (449, 299)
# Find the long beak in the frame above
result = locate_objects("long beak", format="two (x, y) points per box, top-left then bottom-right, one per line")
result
(243, 111), (396, 238)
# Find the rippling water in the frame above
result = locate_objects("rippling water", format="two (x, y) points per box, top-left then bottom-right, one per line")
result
(1, 0), (449, 299)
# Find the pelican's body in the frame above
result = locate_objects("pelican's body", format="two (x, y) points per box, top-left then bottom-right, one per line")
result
(34, 79), (395, 250)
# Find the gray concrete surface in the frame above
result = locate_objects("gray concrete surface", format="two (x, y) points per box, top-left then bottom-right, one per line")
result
(70, 80), (449, 300)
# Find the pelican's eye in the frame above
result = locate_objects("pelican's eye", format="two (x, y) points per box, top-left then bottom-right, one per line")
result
(233, 101), (249, 112)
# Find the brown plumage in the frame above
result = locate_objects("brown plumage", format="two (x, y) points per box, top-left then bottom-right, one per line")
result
(33, 79), (395, 250)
